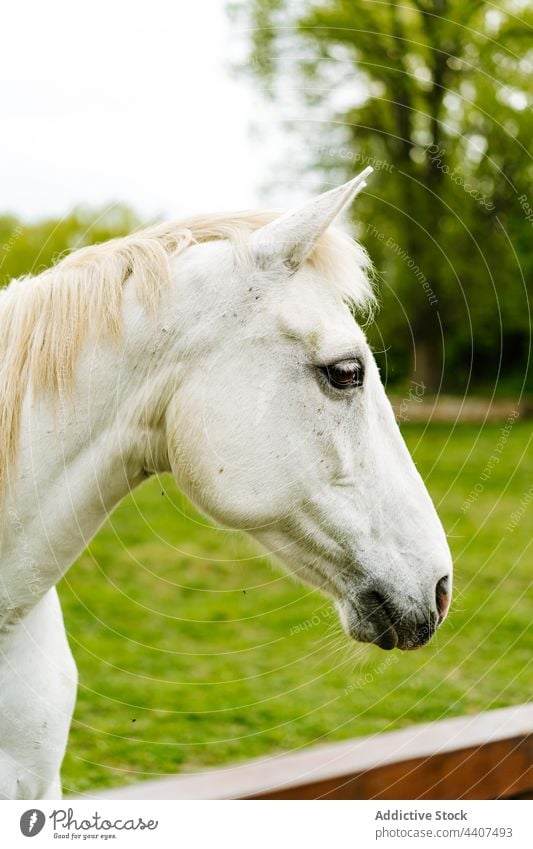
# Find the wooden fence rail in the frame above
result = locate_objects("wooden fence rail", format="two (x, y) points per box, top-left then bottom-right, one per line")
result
(82, 703), (532, 801)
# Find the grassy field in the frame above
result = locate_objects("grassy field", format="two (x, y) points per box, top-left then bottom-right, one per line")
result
(58, 422), (532, 794)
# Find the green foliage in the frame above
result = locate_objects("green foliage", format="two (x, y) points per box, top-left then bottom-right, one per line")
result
(0, 205), (141, 288)
(233, 0), (532, 392)
(59, 422), (531, 793)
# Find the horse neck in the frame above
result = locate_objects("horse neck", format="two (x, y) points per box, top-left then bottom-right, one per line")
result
(0, 287), (177, 632)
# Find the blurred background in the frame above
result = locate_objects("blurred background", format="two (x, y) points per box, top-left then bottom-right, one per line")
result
(1, 0), (530, 794)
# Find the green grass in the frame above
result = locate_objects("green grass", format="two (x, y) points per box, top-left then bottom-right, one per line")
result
(58, 422), (532, 794)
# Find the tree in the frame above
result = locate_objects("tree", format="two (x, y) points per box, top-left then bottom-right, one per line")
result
(233, 0), (532, 393)
(0, 206), (140, 289)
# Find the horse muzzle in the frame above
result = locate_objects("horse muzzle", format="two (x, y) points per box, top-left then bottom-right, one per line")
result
(338, 573), (452, 651)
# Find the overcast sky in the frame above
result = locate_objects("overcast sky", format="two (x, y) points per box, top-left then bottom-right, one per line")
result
(0, 0), (284, 221)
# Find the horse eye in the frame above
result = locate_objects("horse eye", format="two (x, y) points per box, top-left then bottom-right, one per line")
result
(320, 359), (365, 389)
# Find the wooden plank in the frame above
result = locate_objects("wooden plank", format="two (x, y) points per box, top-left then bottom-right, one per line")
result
(249, 738), (532, 800)
(82, 703), (533, 800)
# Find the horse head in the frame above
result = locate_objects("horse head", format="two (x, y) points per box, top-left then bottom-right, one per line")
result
(165, 168), (452, 651)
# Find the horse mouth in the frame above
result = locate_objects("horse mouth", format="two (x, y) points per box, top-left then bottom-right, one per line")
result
(351, 619), (436, 652)
(339, 597), (438, 652)
(371, 624), (399, 651)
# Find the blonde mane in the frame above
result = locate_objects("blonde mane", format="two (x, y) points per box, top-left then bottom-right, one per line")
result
(0, 211), (374, 500)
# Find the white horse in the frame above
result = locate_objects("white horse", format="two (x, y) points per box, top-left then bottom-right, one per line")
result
(0, 168), (452, 799)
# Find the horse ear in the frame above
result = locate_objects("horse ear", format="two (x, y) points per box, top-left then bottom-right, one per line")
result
(251, 166), (373, 271)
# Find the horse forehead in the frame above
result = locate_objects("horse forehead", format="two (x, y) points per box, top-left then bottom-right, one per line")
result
(275, 273), (365, 354)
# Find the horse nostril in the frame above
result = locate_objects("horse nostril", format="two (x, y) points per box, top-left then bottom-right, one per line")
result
(436, 575), (451, 622)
